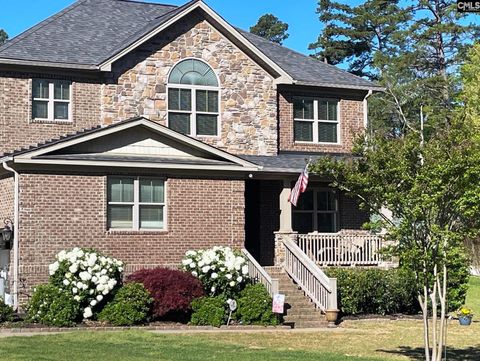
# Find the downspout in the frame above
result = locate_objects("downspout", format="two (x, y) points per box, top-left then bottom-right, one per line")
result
(2, 160), (19, 310)
(363, 90), (373, 130)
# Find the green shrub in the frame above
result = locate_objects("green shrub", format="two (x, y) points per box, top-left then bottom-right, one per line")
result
(445, 247), (470, 312)
(237, 283), (279, 325)
(98, 282), (153, 326)
(0, 298), (14, 323)
(190, 296), (227, 327)
(325, 268), (420, 316)
(26, 284), (79, 327)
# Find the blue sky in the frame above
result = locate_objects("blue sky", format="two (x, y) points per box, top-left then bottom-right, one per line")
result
(0, 0), (339, 56)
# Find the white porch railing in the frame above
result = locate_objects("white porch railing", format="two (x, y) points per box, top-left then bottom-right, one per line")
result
(283, 239), (337, 312)
(241, 249), (279, 297)
(297, 232), (384, 266)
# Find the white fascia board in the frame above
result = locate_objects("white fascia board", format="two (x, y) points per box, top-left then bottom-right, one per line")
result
(15, 118), (259, 169)
(13, 158), (259, 172)
(97, 1), (293, 83)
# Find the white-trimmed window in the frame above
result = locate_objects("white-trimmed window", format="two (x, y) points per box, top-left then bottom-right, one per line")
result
(167, 59), (219, 136)
(294, 97), (339, 143)
(107, 177), (165, 230)
(292, 189), (338, 233)
(32, 79), (72, 121)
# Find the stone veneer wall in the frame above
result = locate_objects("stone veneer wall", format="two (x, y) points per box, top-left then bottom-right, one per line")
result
(278, 88), (366, 153)
(15, 173), (244, 304)
(0, 73), (102, 155)
(102, 13), (278, 156)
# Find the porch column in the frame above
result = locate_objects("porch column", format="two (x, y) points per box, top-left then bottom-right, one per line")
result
(274, 179), (297, 266)
(279, 179), (292, 232)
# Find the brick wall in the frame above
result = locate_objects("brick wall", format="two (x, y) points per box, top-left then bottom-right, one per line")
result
(278, 88), (366, 153)
(0, 73), (101, 155)
(0, 177), (14, 222)
(102, 12), (278, 156)
(16, 173), (245, 303)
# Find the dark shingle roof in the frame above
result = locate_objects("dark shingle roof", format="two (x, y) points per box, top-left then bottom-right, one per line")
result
(0, 0), (381, 90)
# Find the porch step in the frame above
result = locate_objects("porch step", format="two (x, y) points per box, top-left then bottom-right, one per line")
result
(264, 267), (328, 329)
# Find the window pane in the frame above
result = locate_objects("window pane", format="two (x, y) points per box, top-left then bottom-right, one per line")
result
(293, 213), (314, 233)
(197, 90), (218, 112)
(109, 178), (134, 203)
(318, 122), (338, 143)
(54, 102), (69, 120)
(54, 81), (70, 100)
(108, 205), (133, 229)
(168, 89), (191, 111)
(140, 206), (164, 229)
(296, 190), (314, 210)
(294, 98), (314, 119)
(317, 213), (335, 232)
(168, 113), (190, 134)
(140, 179), (164, 203)
(319, 100), (338, 121)
(196, 114), (217, 136)
(32, 101), (48, 119)
(328, 101), (338, 121)
(317, 191), (336, 211)
(32, 80), (49, 99)
(294, 121), (313, 142)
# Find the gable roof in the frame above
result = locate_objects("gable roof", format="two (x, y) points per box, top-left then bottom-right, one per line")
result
(0, 117), (260, 172)
(0, 0), (382, 91)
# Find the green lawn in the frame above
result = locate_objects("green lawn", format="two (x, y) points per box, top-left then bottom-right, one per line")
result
(0, 277), (478, 361)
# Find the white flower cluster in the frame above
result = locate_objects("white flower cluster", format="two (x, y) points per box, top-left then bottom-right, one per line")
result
(49, 248), (123, 319)
(181, 246), (249, 295)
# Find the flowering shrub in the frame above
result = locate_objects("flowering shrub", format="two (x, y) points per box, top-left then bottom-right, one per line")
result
(457, 306), (473, 318)
(48, 248), (123, 319)
(98, 282), (153, 326)
(27, 284), (79, 327)
(181, 246), (249, 297)
(127, 268), (204, 320)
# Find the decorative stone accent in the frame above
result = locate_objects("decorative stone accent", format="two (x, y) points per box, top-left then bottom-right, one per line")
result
(274, 231), (298, 267)
(102, 13), (278, 156)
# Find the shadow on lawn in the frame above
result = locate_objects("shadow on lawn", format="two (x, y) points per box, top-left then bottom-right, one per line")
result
(379, 346), (480, 360)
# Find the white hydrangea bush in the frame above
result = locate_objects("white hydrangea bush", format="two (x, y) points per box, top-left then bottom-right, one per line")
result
(48, 248), (124, 319)
(181, 246), (249, 297)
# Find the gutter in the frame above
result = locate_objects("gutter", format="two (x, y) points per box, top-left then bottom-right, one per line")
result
(2, 161), (19, 310)
(363, 90), (373, 129)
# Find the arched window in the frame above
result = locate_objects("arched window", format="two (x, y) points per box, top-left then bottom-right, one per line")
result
(167, 59), (220, 136)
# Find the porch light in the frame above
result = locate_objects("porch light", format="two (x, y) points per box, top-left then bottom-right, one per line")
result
(0, 219), (13, 249)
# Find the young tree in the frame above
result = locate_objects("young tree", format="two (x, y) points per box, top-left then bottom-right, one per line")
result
(0, 29), (8, 45)
(250, 14), (289, 44)
(310, 47), (480, 360)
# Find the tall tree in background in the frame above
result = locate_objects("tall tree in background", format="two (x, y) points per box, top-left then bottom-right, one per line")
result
(250, 14), (289, 44)
(0, 29), (8, 45)
(309, 0), (411, 78)
(311, 0), (479, 135)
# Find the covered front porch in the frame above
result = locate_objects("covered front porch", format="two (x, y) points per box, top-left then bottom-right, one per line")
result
(244, 177), (388, 268)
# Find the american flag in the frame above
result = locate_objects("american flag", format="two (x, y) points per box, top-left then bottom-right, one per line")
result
(289, 165), (309, 207)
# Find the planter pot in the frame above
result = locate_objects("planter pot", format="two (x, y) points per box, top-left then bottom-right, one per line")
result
(458, 315), (472, 326)
(325, 309), (339, 327)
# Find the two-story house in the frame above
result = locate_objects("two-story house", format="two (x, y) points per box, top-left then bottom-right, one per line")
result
(0, 0), (383, 323)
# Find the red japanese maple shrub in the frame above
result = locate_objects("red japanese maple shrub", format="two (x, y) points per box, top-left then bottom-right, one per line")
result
(127, 268), (204, 320)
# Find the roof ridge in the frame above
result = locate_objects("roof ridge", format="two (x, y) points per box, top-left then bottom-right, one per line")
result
(113, 0), (177, 7)
(0, 0), (89, 54)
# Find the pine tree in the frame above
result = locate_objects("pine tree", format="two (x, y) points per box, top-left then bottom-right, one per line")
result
(250, 14), (289, 44)
(0, 29), (8, 45)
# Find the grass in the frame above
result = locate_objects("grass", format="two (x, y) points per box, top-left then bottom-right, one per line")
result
(0, 277), (478, 361)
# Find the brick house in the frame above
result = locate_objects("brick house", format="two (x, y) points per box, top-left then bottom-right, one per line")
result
(0, 0), (384, 323)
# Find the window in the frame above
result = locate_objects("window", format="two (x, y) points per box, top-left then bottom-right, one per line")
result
(292, 189), (338, 233)
(294, 98), (339, 143)
(32, 79), (71, 121)
(167, 59), (219, 136)
(107, 177), (165, 230)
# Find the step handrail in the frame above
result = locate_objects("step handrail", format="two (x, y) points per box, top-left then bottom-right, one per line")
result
(241, 249), (279, 296)
(283, 239), (337, 311)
